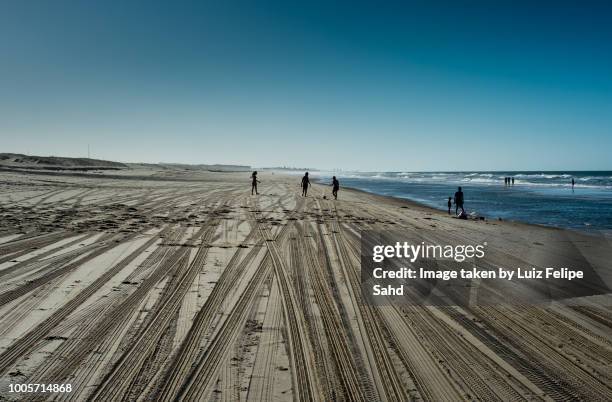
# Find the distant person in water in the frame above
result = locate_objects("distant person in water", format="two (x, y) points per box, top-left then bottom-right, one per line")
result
(301, 172), (310, 197)
(511, 177), (515, 185)
(447, 197), (452, 215)
(572, 178), (575, 189)
(454, 186), (465, 215)
(331, 176), (340, 200)
(251, 171), (260, 195)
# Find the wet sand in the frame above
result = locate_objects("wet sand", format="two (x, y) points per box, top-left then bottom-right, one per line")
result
(0, 167), (611, 401)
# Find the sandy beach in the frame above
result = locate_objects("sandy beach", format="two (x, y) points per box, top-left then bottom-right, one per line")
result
(0, 166), (611, 401)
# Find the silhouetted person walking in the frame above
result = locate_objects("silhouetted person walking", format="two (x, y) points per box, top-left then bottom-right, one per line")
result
(454, 186), (465, 215)
(447, 197), (452, 215)
(331, 176), (339, 200)
(572, 178), (575, 189)
(301, 172), (310, 197)
(251, 171), (260, 195)
(511, 177), (514, 185)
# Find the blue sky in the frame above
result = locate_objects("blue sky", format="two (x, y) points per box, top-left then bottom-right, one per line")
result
(1, 0), (611, 171)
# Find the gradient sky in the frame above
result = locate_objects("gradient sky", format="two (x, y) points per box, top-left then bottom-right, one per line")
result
(1, 0), (611, 171)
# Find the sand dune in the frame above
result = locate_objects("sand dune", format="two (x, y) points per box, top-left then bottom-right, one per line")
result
(0, 153), (128, 171)
(0, 168), (611, 401)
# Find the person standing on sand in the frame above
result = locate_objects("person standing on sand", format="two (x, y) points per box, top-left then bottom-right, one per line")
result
(251, 171), (260, 195)
(447, 197), (452, 214)
(331, 176), (340, 200)
(454, 186), (465, 215)
(301, 172), (310, 197)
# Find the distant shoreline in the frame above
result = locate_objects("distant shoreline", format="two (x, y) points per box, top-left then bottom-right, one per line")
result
(2, 165), (609, 235)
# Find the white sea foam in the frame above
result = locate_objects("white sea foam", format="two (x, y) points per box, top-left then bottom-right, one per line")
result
(310, 170), (612, 189)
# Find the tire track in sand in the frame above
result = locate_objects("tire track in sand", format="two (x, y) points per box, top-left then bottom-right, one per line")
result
(87, 223), (219, 401)
(0, 229), (167, 375)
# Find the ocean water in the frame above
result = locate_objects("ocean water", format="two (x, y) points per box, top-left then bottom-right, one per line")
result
(308, 171), (612, 231)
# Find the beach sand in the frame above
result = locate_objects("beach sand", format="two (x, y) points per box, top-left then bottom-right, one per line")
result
(0, 167), (611, 401)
